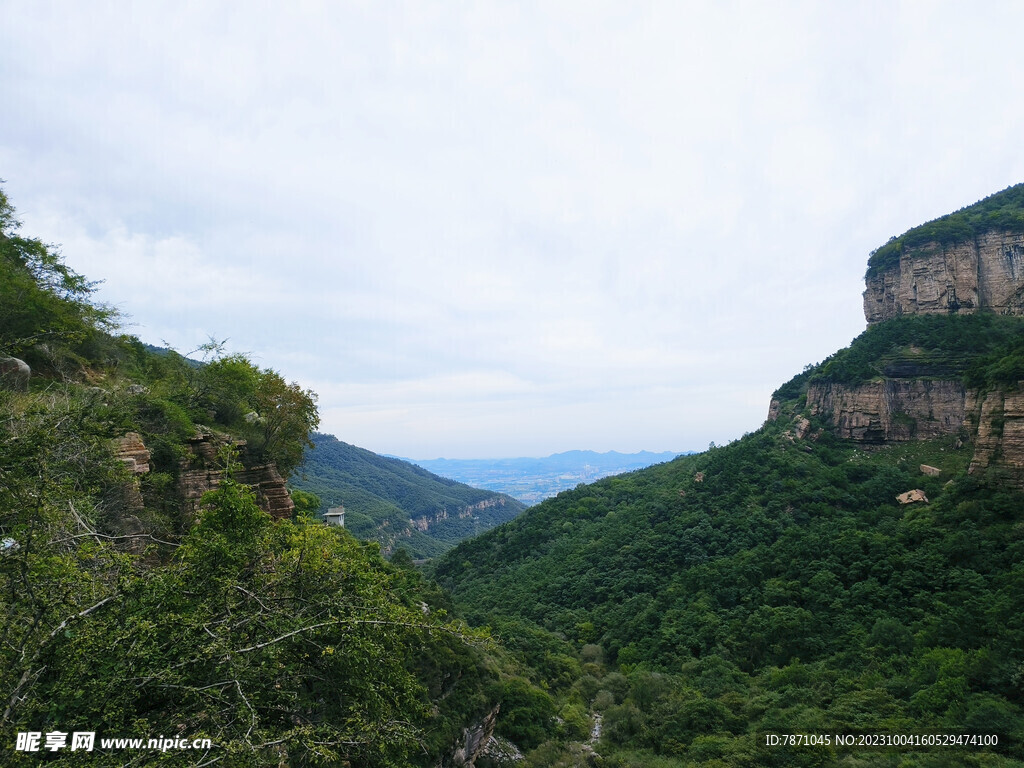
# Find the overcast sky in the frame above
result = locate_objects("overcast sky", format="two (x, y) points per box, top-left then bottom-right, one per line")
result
(3, 2), (1024, 458)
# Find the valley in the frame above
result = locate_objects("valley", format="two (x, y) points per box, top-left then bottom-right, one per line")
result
(406, 450), (686, 505)
(3, 182), (1024, 766)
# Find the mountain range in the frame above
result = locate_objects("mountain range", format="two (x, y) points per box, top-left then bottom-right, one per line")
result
(404, 449), (687, 504)
(5, 181), (1024, 766)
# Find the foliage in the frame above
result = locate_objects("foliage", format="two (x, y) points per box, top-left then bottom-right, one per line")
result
(434, 420), (1024, 763)
(0, 186), (117, 366)
(192, 355), (320, 476)
(771, 314), (1024, 396)
(867, 183), (1024, 278)
(0, 184), (500, 765)
(2, 431), (495, 766)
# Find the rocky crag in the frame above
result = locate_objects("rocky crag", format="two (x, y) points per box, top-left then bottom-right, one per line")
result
(111, 428), (296, 521)
(864, 230), (1024, 323)
(177, 428), (295, 520)
(804, 379), (971, 444)
(773, 185), (1024, 487)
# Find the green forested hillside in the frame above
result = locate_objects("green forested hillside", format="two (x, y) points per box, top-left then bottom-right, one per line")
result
(0, 186), (520, 766)
(784, 313), (1024, 391)
(433, 326), (1024, 765)
(292, 433), (526, 559)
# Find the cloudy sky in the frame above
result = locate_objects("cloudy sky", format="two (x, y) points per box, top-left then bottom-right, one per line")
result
(3, 2), (1024, 458)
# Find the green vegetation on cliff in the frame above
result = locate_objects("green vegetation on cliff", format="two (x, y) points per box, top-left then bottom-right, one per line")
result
(867, 183), (1024, 278)
(772, 314), (1024, 395)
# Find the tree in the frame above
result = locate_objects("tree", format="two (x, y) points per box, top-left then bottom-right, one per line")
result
(193, 354), (319, 477)
(0, 186), (116, 359)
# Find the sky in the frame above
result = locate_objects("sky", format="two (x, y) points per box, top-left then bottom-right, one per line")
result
(3, 2), (1024, 459)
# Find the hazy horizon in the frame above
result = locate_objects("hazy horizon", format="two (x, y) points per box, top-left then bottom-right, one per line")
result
(4, 2), (1024, 458)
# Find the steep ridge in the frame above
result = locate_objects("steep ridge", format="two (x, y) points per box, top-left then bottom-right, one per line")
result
(864, 184), (1024, 322)
(291, 433), (526, 558)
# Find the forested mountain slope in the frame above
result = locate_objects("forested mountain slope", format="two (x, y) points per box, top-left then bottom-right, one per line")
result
(292, 433), (526, 559)
(0, 185), (522, 767)
(433, 189), (1024, 767)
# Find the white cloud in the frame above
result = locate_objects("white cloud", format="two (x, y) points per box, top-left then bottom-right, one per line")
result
(4, 1), (1024, 456)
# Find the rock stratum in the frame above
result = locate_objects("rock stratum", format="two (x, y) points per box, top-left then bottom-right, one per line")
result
(774, 184), (1024, 487)
(178, 428), (295, 520)
(805, 379), (970, 443)
(864, 229), (1024, 323)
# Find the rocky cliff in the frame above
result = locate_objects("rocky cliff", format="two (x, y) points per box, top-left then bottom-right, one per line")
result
(773, 185), (1024, 487)
(177, 428), (295, 520)
(409, 497), (513, 533)
(864, 230), (1024, 323)
(968, 388), (1024, 484)
(806, 379), (971, 443)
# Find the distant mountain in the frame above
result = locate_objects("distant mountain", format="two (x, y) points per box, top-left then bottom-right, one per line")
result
(406, 449), (687, 504)
(291, 433), (526, 558)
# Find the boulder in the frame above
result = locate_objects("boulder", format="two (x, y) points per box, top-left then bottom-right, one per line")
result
(896, 489), (928, 504)
(0, 357), (30, 391)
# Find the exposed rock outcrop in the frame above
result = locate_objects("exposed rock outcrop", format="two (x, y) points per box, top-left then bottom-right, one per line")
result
(968, 389), (1024, 487)
(410, 497), (515, 533)
(806, 379), (970, 443)
(178, 429), (295, 520)
(864, 230), (1024, 324)
(896, 489), (928, 504)
(441, 705), (501, 767)
(113, 432), (151, 474)
(0, 357), (30, 391)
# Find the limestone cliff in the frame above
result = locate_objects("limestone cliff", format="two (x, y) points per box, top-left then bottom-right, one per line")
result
(772, 184), (1024, 488)
(806, 379), (971, 443)
(968, 389), (1024, 486)
(410, 497), (513, 533)
(864, 230), (1024, 323)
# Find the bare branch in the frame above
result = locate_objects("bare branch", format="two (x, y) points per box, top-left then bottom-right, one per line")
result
(48, 595), (118, 640)
(49, 531), (180, 548)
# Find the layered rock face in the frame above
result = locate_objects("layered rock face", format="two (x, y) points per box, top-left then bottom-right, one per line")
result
(806, 380), (971, 443)
(968, 389), (1024, 486)
(793, 212), (1024, 486)
(864, 230), (1024, 324)
(178, 429), (295, 520)
(409, 497), (515, 533)
(113, 432), (152, 474)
